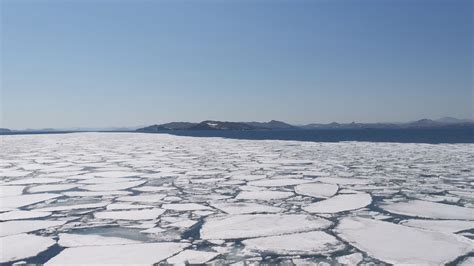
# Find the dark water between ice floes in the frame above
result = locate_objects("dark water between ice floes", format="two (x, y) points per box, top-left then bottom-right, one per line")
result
(146, 127), (474, 144)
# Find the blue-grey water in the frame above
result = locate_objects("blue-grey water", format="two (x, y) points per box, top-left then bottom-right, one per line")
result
(146, 127), (474, 144)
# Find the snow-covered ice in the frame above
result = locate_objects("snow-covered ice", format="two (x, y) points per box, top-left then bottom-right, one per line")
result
(0, 210), (51, 221)
(400, 219), (474, 233)
(162, 203), (212, 211)
(336, 217), (473, 264)
(45, 242), (189, 265)
(0, 233), (56, 263)
(303, 193), (372, 213)
(211, 202), (283, 214)
(0, 132), (472, 264)
(243, 231), (344, 255)
(0, 220), (65, 236)
(94, 208), (165, 220)
(381, 200), (474, 220)
(294, 182), (338, 198)
(28, 184), (78, 193)
(58, 233), (140, 247)
(200, 214), (331, 239)
(1, 193), (61, 209)
(167, 250), (219, 265)
(236, 190), (294, 200)
(0, 186), (25, 197)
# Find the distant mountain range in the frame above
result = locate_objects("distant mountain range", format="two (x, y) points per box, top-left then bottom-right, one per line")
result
(1, 117), (472, 134)
(136, 117), (474, 132)
(136, 120), (298, 132)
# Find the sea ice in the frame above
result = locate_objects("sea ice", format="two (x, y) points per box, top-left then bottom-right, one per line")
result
(0, 186), (25, 197)
(294, 183), (338, 198)
(45, 242), (189, 265)
(35, 202), (110, 212)
(303, 193), (372, 213)
(316, 177), (369, 185)
(336, 253), (364, 265)
(133, 186), (176, 192)
(162, 203), (212, 211)
(116, 194), (167, 203)
(28, 184), (77, 193)
(0, 220), (65, 236)
(140, 227), (166, 234)
(78, 177), (141, 184)
(0, 210), (51, 221)
(381, 200), (474, 220)
(91, 171), (143, 178)
(94, 208), (165, 220)
(58, 233), (140, 247)
(201, 214), (331, 240)
(242, 231), (344, 255)
(336, 217), (473, 264)
(62, 191), (132, 197)
(0, 169), (31, 178)
(167, 250), (220, 265)
(0, 233), (56, 263)
(164, 219), (198, 229)
(247, 178), (312, 187)
(1, 193), (61, 209)
(211, 202), (283, 214)
(400, 219), (474, 233)
(80, 180), (145, 191)
(106, 203), (154, 210)
(459, 257), (474, 266)
(6, 178), (63, 185)
(236, 191), (293, 200)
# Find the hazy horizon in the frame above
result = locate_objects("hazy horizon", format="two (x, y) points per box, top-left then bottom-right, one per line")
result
(1, 0), (473, 129)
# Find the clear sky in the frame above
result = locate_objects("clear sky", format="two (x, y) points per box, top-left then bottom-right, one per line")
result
(1, 0), (472, 129)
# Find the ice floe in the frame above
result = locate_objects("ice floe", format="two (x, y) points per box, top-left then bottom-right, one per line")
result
(0, 185), (25, 197)
(211, 202), (283, 214)
(336, 252), (364, 265)
(243, 231), (344, 255)
(0, 233), (56, 263)
(381, 200), (474, 220)
(162, 203), (212, 211)
(336, 217), (473, 264)
(91, 171), (143, 178)
(236, 190), (293, 200)
(201, 214), (331, 239)
(46, 242), (189, 265)
(58, 233), (140, 247)
(294, 183), (338, 198)
(94, 208), (165, 220)
(0, 220), (65, 236)
(400, 219), (474, 233)
(167, 250), (220, 265)
(35, 202), (110, 212)
(247, 178), (312, 187)
(1, 193), (61, 209)
(116, 194), (167, 202)
(303, 193), (372, 213)
(316, 177), (369, 185)
(80, 180), (145, 191)
(28, 184), (78, 193)
(0, 210), (51, 221)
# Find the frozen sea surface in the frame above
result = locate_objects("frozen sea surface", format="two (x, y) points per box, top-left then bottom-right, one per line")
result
(0, 133), (473, 265)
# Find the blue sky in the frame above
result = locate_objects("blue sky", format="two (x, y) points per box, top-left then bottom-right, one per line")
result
(1, 0), (472, 129)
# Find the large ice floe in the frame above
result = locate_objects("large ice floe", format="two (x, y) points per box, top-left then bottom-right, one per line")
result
(201, 214), (332, 239)
(336, 217), (473, 265)
(0, 132), (473, 264)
